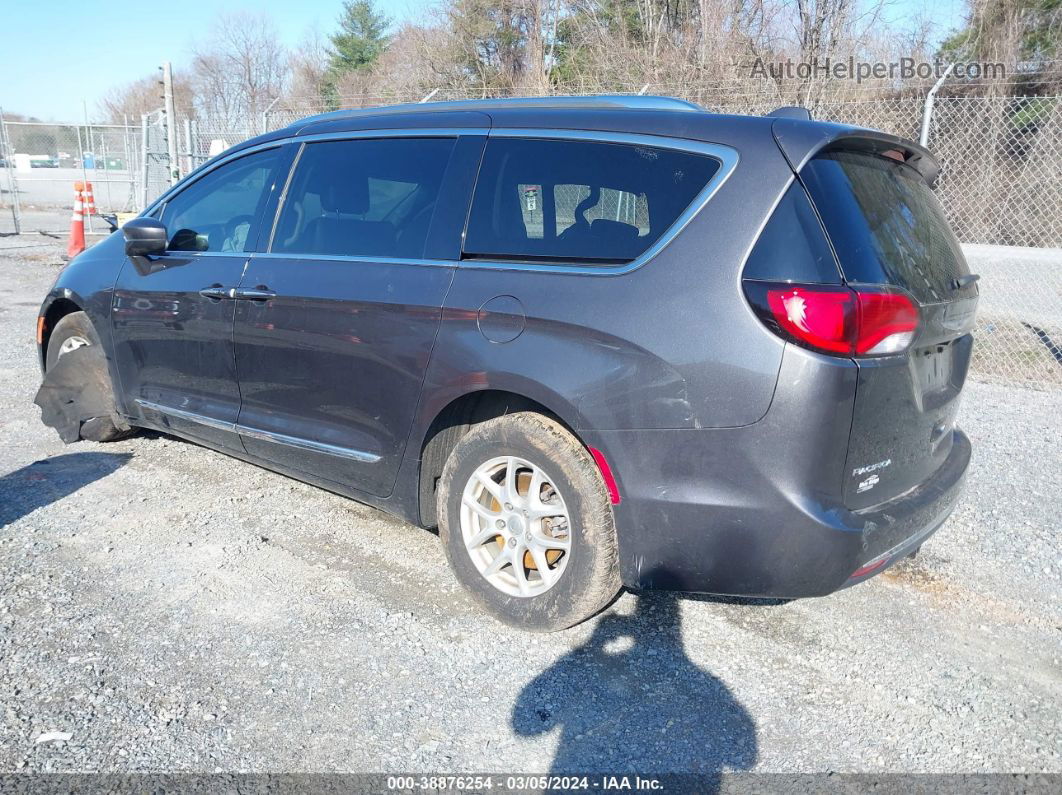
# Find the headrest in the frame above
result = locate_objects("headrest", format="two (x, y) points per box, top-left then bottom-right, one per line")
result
(574, 186), (600, 218)
(591, 218), (639, 241)
(320, 170), (369, 214)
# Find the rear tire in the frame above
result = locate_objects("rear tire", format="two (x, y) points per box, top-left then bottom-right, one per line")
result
(438, 412), (621, 631)
(46, 312), (133, 442)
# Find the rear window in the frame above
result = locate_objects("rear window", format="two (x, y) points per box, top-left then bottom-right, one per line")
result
(464, 138), (721, 265)
(801, 151), (971, 303)
(742, 180), (841, 284)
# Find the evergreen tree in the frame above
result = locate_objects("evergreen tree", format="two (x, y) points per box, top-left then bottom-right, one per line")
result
(329, 0), (392, 74)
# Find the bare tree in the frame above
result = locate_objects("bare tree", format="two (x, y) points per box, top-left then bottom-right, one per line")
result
(98, 72), (195, 124)
(947, 0), (1062, 91)
(190, 12), (290, 133)
(91, 0), (1060, 132)
(288, 27), (335, 112)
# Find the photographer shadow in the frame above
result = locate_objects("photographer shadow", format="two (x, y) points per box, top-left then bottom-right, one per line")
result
(512, 585), (757, 788)
(0, 452), (131, 528)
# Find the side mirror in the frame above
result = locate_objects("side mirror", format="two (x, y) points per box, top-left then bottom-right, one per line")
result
(100, 214), (119, 233)
(123, 217), (168, 256)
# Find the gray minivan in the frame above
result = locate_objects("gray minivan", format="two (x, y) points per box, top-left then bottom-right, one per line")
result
(37, 96), (977, 630)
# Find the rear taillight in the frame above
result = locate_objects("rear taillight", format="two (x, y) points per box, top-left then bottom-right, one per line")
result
(765, 285), (853, 354)
(744, 281), (919, 357)
(854, 290), (920, 355)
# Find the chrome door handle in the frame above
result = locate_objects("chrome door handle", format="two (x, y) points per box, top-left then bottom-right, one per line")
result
(233, 287), (277, 301)
(199, 284), (234, 300)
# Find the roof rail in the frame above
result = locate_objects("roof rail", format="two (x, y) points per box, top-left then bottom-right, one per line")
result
(293, 95), (704, 126)
(766, 106), (812, 121)
(503, 95), (705, 112)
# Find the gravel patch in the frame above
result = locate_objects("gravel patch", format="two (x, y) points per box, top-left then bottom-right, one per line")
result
(0, 225), (1059, 775)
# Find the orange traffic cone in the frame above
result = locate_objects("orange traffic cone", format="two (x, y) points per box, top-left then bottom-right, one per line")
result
(67, 181), (86, 258)
(83, 181), (97, 217)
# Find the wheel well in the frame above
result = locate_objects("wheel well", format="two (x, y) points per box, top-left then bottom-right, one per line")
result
(41, 298), (82, 369)
(417, 390), (576, 528)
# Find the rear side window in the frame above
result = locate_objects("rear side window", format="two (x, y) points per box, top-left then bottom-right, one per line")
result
(801, 151), (971, 303)
(742, 181), (840, 283)
(162, 147), (281, 253)
(271, 137), (456, 259)
(464, 138), (720, 264)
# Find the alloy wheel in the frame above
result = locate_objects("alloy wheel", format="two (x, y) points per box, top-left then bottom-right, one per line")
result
(459, 455), (572, 597)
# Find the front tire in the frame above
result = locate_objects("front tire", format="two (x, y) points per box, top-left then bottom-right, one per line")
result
(437, 412), (621, 631)
(45, 311), (132, 442)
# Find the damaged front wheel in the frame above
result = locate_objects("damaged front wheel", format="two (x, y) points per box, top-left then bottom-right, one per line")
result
(36, 311), (133, 443)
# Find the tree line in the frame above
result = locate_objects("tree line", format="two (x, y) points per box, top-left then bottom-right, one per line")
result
(98, 0), (1061, 129)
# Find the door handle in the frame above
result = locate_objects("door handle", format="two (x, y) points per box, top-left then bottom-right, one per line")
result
(199, 284), (234, 300)
(233, 286), (277, 301)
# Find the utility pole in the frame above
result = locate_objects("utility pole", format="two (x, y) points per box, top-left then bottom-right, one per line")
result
(161, 62), (179, 185)
(140, 113), (150, 208)
(81, 99), (94, 234)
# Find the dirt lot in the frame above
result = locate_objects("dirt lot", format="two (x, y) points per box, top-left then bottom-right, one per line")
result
(1, 218), (1060, 776)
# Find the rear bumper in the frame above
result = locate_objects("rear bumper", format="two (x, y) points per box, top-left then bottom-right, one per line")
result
(838, 429), (969, 588)
(590, 373), (970, 597)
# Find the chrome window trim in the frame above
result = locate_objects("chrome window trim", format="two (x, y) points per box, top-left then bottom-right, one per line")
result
(150, 251), (250, 258)
(266, 141), (306, 253)
(257, 129), (737, 276)
(296, 127), (485, 144)
(147, 127), (738, 276)
(462, 130), (738, 275)
(253, 251), (455, 268)
(134, 399), (381, 464)
(147, 130), (484, 220)
(145, 140), (290, 217)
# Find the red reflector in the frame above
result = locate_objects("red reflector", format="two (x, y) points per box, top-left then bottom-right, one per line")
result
(750, 282), (919, 357)
(588, 446), (621, 505)
(851, 557), (889, 578)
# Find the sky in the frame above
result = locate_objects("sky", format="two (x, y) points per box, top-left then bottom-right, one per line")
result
(1, 0), (968, 122)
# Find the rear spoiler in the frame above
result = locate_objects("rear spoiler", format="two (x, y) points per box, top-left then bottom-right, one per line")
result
(766, 106), (812, 121)
(771, 118), (941, 187)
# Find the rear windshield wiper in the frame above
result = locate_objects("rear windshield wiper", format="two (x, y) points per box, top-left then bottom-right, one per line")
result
(952, 273), (980, 291)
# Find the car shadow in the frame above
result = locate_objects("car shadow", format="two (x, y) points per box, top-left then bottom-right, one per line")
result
(674, 592), (792, 608)
(512, 584), (758, 787)
(0, 451), (132, 527)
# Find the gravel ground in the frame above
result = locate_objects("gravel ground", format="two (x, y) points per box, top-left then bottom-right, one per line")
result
(0, 218), (1060, 776)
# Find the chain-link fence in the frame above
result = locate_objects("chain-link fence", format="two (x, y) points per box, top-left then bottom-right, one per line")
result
(963, 243), (1062, 388)
(258, 89), (1062, 392)
(7, 91), (1059, 247)
(2, 89), (1060, 389)
(921, 95), (1062, 389)
(929, 96), (1062, 248)
(0, 112), (194, 224)
(701, 93), (1062, 391)
(0, 119), (144, 229)
(257, 89), (1062, 249)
